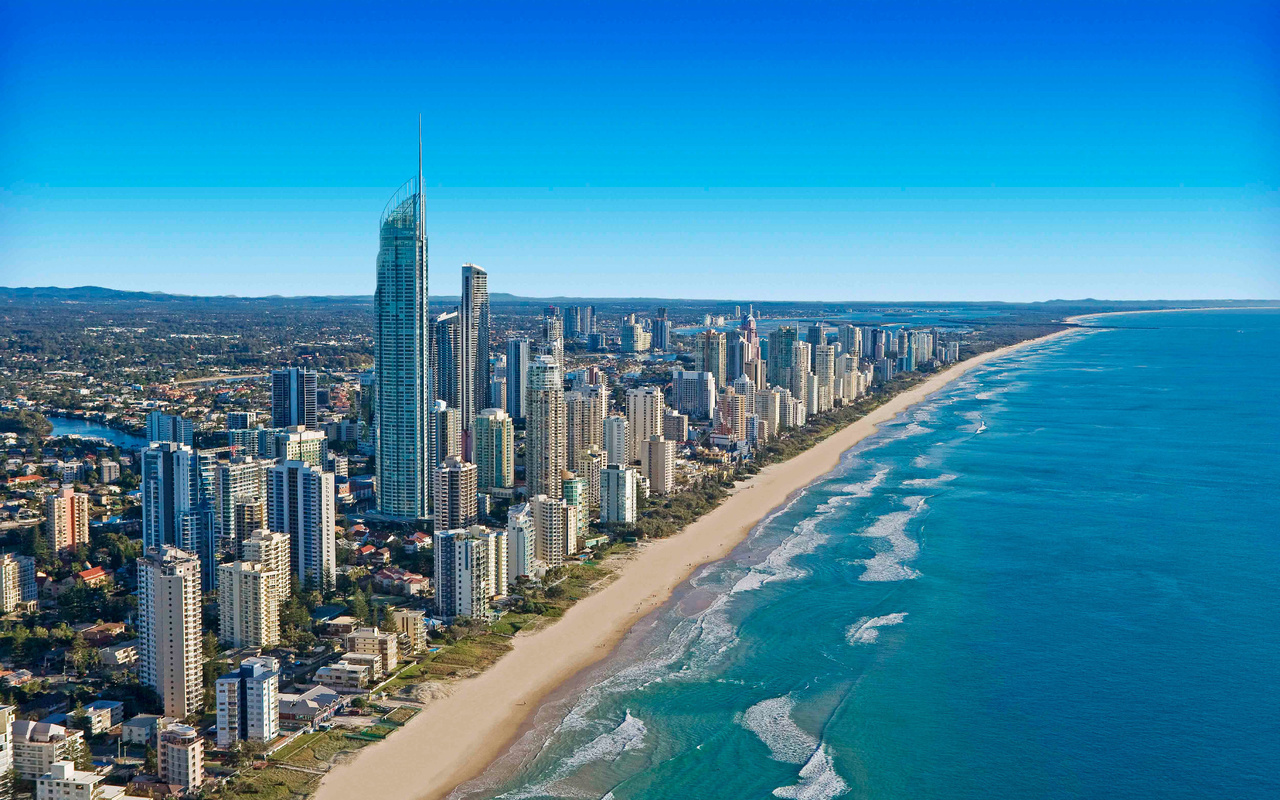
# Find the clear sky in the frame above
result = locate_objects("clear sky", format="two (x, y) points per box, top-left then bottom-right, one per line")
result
(1, 1), (1278, 300)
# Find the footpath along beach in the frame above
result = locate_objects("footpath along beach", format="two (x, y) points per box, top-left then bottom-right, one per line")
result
(313, 326), (1083, 800)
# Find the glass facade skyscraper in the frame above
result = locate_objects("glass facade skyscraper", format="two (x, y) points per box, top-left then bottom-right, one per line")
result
(375, 175), (432, 519)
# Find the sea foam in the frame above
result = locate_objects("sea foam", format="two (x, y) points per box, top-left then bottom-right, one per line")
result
(857, 496), (926, 582)
(772, 745), (851, 800)
(847, 612), (908, 644)
(738, 696), (819, 764)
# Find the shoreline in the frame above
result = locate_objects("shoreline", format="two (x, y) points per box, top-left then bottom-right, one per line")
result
(1065, 305), (1277, 324)
(313, 326), (1082, 800)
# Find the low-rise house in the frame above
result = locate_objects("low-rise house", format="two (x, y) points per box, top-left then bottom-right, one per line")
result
(74, 566), (109, 588)
(121, 714), (177, 746)
(277, 685), (341, 729)
(78, 622), (125, 646)
(372, 567), (428, 597)
(36, 760), (101, 800)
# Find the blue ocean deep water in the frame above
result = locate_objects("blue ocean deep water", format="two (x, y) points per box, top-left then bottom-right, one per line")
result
(456, 309), (1280, 800)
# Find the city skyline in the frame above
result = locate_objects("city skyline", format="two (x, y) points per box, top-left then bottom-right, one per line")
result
(3, 2), (1278, 300)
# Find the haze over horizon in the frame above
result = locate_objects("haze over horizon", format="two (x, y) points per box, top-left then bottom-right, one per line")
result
(2, 1), (1279, 300)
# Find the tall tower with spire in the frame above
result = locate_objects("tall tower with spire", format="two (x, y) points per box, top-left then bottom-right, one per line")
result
(374, 123), (433, 519)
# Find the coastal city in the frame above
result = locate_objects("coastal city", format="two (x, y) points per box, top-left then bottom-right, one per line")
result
(0, 171), (1069, 800)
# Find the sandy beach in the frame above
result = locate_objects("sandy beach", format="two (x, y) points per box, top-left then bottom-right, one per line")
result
(314, 326), (1082, 800)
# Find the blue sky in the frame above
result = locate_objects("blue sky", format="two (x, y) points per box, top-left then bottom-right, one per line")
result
(1, 1), (1278, 300)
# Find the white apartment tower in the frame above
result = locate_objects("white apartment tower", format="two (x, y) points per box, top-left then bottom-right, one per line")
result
(526, 355), (566, 500)
(625, 386), (665, 464)
(217, 561), (279, 649)
(267, 461), (336, 592)
(138, 546), (203, 718)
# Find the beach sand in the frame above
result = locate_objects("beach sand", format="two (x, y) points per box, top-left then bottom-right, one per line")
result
(313, 327), (1081, 800)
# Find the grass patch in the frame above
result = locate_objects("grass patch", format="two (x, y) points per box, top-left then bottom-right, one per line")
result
(216, 765), (320, 800)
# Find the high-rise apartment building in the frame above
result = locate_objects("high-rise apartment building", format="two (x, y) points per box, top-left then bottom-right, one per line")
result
(44, 486), (89, 552)
(267, 461), (335, 591)
(146, 412), (193, 447)
(505, 338), (530, 421)
(662, 409), (689, 443)
(766, 326), (798, 387)
(576, 446), (605, 509)
(600, 464), (638, 524)
(138, 546), (203, 718)
(696, 330), (728, 389)
(529, 494), (575, 568)
(216, 656), (280, 748)
(432, 309), (461, 409)
(562, 471), (589, 554)
(565, 388), (605, 472)
(0, 554), (22, 613)
(541, 313), (564, 365)
(272, 426), (327, 467)
(213, 457), (269, 556)
(625, 387), (665, 464)
(432, 529), (491, 620)
(374, 165), (432, 520)
(241, 528), (291, 612)
(473, 408), (514, 491)
(141, 443), (213, 580)
(434, 457), (478, 529)
(672, 370), (716, 421)
(460, 263), (491, 444)
(506, 503), (536, 581)
(640, 436), (676, 495)
(271, 368), (318, 430)
(431, 400), (463, 485)
(526, 355), (566, 500)
(217, 561), (279, 649)
(603, 415), (628, 466)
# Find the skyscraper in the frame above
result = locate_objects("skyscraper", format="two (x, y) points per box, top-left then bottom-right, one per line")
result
(374, 138), (432, 520)
(215, 657), (279, 748)
(267, 461), (335, 591)
(460, 263), (491, 445)
(432, 529), (491, 621)
(525, 355), (566, 500)
(600, 464), (638, 524)
(141, 443), (212, 577)
(640, 436), (676, 495)
(767, 326), (798, 387)
(217, 561), (279, 649)
(138, 546), (203, 718)
(432, 309), (461, 409)
(625, 387), (665, 464)
(271, 368), (318, 430)
(146, 412), (193, 447)
(505, 338), (530, 421)
(473, 408), (514, 491)
(696, 330), (728, 389)
(603, 415), (628, 466)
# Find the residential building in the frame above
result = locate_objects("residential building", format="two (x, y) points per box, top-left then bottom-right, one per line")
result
(345, 628), (399, 675)
(141, 443), (210, 572)
(433, 457), (478, 529)
(240, 528), (291, 612)
(663, 409), (689, 443)
(36, 761), (102, 800)
(640, 436), (676, 496)
(506, 503), (536, 580)
(601, 464), (638, 524)
(505, 338), (530, 421)
(12, 720), (85, 780)
(138, 547), (202, 718)
(267, 461), (335, 591)
(278, 686), (341, 729)
(391, 609), (429, 655)
(460, 263), (491, 444)
(529, 494), (576, 567)
(478, 527), (508, 596)
(213, 457), (269, 556)
(374, 171), (431, 519)
(145, 412), (192, 447)
(696, 330), (728, 388)
(766, 326), (798, 387)
(526, 355), (566, 500)
(215, 656), (280, 748)
(603, 415), (628, 467)
(625, 387), (665, 464)
(157, 724), (203, 793)
(672, 370), (715, 421)
(473, 408), (514, 491)
(44, 486), (89, 552)
(0, 553), (22, 613)
(217, 562), (279, 649)
(271, 368), (318, 430)
(432, 529), (491, 620)
(561, 472), (589, 554)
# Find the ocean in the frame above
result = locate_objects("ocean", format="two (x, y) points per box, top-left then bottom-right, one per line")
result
(454, 309), (1280, 800)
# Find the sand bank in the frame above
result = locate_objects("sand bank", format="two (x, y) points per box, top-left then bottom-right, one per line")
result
(314, 327), (1080, 800)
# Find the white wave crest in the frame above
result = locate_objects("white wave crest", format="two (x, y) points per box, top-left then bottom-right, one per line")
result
(772, 744), (851, 800)
(901, 474), (956, 488)
(501, 711), (647, 799)
(738, 696), (819, 764)
(847, 612), (908, 644)
(857, 496), (926, 582)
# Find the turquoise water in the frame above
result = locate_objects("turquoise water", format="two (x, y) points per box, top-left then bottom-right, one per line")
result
(457, 309), (1280, 800)
(48, 416), (149, 450)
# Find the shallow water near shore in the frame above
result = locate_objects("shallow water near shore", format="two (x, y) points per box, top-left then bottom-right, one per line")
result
(453, 309), (1280, 800)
